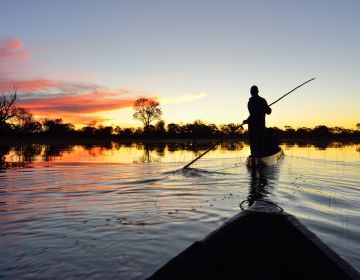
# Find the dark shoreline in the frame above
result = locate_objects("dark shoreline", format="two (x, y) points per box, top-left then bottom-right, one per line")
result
(1, 136), (359, 146)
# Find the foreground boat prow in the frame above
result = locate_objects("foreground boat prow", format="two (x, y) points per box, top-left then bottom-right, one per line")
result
(147, 200), (360, 280)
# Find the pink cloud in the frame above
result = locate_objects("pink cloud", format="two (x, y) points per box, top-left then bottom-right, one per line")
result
(17, 88), (136, 114)
(0, 37), (31, 81)
(0, 79), (104, 94)
(0, 79), (56, 92)
(0, 38), (28, 61)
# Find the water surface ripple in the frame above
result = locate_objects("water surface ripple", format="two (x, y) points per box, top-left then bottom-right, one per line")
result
(0, 142), (359, 279)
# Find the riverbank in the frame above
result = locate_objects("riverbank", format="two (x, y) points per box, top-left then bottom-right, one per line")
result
(1, 135), (359, 146)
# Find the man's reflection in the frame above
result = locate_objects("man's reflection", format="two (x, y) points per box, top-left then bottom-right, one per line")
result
(247, 166), (279, 206)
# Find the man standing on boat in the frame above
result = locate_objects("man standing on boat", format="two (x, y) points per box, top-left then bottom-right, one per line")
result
(243, 85), (272, 157)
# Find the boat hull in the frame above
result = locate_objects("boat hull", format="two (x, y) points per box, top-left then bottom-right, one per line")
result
(147, 201), (360, 280)
(246, 147), (284, 167)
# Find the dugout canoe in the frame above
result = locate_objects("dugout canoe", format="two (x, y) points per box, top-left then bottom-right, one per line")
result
(147, 200), (360, 280)
(246, 147), (285, 167)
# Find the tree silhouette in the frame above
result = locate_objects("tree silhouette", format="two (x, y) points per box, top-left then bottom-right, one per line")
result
(43, 118), (74, 136)
(0, 86), (31, 129)
(312, 125), (331, 137)
(220, 123), (242, 136)
(133, 97), (162, 131)
(9, 107), (41, 134)
(0, 86), (17, 125)
(155, 120), (166, 136)
(167, 123), (183, 137)
(95, 125), (113, 137)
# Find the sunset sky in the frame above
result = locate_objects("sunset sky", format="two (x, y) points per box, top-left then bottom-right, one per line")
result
(1, 0), (359, 129)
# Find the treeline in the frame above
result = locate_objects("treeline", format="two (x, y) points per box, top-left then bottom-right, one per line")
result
(267, 125), (360, 141)
(1, 117), (360, 141)
(1, 118), (239, 139)
(1, 88), (359, 141)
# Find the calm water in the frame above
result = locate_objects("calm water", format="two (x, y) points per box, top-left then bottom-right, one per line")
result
(0, 141), (359, 279)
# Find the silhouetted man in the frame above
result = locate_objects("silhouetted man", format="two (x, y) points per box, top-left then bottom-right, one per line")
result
(244, 85), (271, 157)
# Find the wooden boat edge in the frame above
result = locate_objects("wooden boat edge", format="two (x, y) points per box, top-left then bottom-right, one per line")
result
(246, 147), (285, 167)
(147, 200), (360, 280)
(203, 201), (359, 280)
(249, 201), (360, 280)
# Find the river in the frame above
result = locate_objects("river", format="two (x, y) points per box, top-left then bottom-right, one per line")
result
(0, 141), (359, 279)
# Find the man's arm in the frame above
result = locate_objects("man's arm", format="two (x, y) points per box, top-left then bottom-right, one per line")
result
(266, 106), (272, 115)
(264, 99), (272, 115)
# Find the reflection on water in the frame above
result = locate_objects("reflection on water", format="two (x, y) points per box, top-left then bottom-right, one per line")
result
(2, 140), (359, 168)
(0, 141), (359, 279)
(1, 141), (246, 168)
(246, 165), (279, 207)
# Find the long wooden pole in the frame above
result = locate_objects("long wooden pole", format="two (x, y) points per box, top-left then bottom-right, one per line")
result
(268, 78), (315, 106)
(182, 78), (315, 169)
(182, 138), (225, 169)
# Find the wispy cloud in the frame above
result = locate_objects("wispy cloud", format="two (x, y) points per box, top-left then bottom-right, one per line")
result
(17, 88), (136, 114)
(159, 92), (207, 104)
(0, 79), (55, 92)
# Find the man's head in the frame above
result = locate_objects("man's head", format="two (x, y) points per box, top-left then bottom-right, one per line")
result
(250, 85), (259, 96)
